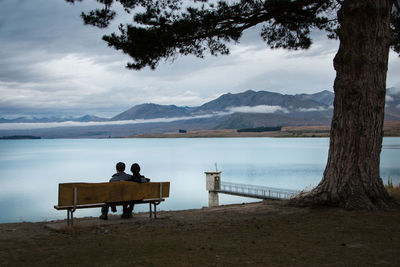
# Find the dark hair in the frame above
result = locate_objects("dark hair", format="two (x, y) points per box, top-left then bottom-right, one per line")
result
(116, 162), (126, 172)
(130, 163), (140, 174)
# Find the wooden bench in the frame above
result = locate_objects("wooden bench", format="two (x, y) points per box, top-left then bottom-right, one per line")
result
(54, 181), (170, 225)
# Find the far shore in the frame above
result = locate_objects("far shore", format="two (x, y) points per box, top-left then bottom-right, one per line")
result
(127, 121), (400, 138)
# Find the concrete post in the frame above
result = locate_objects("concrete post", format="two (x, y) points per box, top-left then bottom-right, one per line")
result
(205, 171), (221, 207)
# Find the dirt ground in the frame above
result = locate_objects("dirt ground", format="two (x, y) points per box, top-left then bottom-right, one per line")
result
(1, 199), (400, 266)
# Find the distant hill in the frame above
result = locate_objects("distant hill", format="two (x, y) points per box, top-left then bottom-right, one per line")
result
(111, 103), (192, 120)
(295, 90), (334, 106)
(106, 90), (335, 129)
(1, 88), (400, 138)
(0, 115), (108, 123)
(108, 90), (335, 121)
(193, 90), (333, 114)
(215, 110), (333, 129)
(75, 115), (109, 122)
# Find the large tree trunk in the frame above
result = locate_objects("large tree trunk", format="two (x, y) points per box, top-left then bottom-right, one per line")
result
(291, 0), (394, 210)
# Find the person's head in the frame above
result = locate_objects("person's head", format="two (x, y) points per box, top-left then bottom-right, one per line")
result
(130, 163), (140, 174)
(116, 162), (126, 172)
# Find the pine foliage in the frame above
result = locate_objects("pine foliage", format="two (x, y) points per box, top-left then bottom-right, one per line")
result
(65, 0), (400, 70)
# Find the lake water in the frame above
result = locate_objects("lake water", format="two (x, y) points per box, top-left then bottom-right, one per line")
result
(0, 137), (399, 223)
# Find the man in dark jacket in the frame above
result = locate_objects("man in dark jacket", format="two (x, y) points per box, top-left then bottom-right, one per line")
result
(100, 162), (132, 220)
(109, 162), (132, 182)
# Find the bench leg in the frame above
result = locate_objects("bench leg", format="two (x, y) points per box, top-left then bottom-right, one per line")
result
(149, 203), (152, 218)
(148, 203), (158, 219)
(67, 209), (74, 226)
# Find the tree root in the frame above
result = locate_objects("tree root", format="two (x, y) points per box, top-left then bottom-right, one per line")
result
(289, 188), (397, 211)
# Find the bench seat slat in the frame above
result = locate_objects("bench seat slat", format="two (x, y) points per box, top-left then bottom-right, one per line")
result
(54, 198), (165, 210)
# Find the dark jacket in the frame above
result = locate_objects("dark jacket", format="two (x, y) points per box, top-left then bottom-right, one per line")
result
(131, 173), (150, 183)
(109, 172), (132, 182)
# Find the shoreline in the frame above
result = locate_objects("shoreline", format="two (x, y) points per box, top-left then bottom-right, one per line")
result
(1, 122), (399, 139)
(128, 128), (332, 138)
(127, 122), (400, 138)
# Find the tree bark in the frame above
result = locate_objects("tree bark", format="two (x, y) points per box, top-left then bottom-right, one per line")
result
(291, 0), (394, 210)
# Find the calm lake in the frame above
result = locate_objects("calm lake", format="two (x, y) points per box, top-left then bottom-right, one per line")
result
(1, 137), (399, 223)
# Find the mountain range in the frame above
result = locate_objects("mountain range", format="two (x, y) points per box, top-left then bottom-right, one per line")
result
(0, 114), (108, 123)
(1, 90), (336, 123)
(1, 88), (399, 138)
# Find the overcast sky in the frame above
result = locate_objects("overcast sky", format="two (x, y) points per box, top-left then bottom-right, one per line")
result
(1, 0), (400, 119)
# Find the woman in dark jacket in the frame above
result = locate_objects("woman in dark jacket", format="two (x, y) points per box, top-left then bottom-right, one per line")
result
(130, 163), (150, 183)
(122, 163), (150, 218)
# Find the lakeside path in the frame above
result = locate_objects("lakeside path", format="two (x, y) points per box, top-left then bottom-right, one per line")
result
(1, 200), (400, 266)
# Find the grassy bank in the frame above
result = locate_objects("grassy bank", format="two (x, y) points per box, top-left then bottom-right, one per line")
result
(387, 182), (400, 204)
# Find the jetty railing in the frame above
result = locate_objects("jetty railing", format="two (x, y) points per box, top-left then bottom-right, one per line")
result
(218, 181), (300, 200)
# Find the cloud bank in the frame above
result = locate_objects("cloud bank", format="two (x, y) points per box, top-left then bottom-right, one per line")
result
(228, 105), (289, 114)
(298, 106), (333, 112)
(0, 113), (223, 130)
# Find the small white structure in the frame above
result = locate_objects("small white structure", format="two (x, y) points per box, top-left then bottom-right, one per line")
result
(205, 171), (221, 207)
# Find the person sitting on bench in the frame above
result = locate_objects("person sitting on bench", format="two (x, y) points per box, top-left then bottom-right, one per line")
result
(130, 163), (150, 183)
(100, 162), (132, 220)
(123, 163), (150, 218)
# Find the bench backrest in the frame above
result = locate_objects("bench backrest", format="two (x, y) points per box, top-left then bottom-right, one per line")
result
(58, 181), (170, 206)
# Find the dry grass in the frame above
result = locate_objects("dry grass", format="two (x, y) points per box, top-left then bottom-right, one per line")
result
(386, 181), (400, 204)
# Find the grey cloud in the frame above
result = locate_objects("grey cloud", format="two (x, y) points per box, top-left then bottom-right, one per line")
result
(1, 0), (400, 119)
(0, 0), (117, 87)
(234, 68), (335, 95)
(0, 0), (109, 51)
(0, 0), (124, 66)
